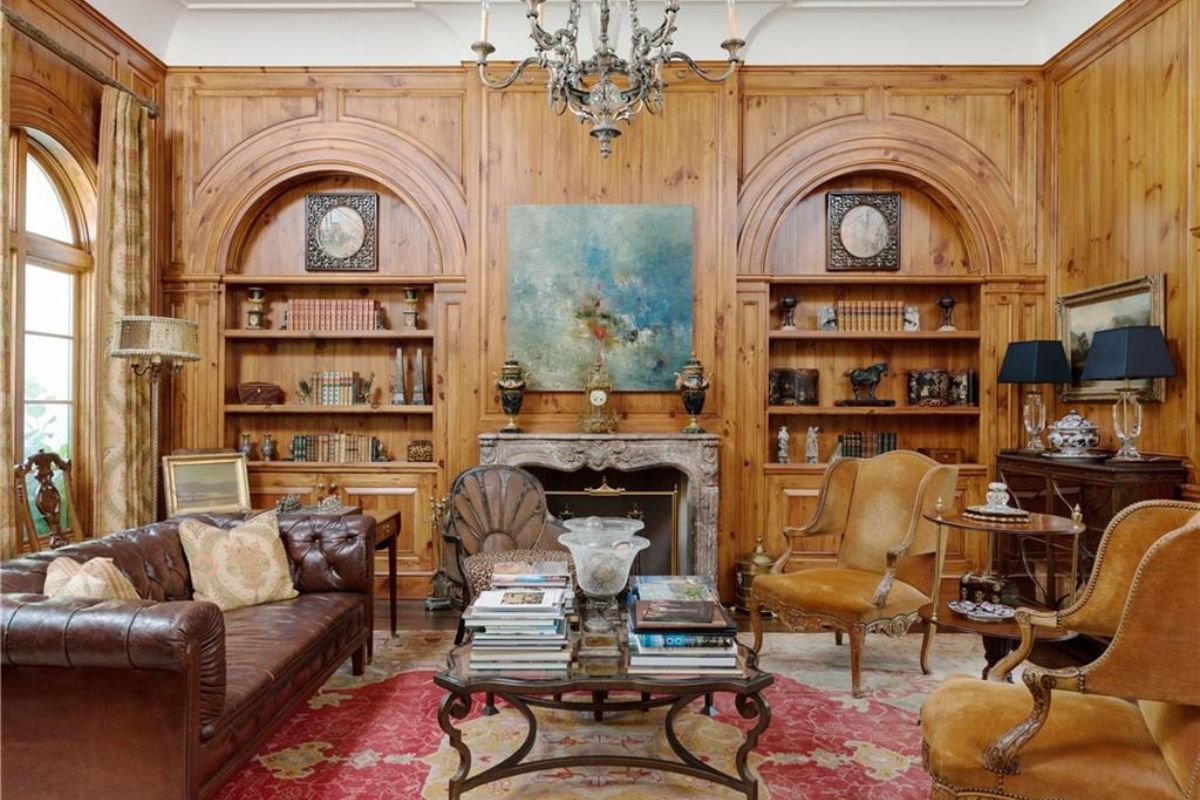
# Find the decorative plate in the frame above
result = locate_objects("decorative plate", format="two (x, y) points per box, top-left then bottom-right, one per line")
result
(948, 600), (1015, 624)
(964, 504), (1029, 519)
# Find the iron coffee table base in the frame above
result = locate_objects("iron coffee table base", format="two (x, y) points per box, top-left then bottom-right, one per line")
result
(436, 689), (772, 800)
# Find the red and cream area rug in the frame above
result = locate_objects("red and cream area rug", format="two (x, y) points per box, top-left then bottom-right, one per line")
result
(216, 631), (985, 800)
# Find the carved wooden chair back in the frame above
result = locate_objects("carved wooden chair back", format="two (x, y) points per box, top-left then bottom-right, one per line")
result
(13, 450), (80, 552)
(444, 464), (552, 558)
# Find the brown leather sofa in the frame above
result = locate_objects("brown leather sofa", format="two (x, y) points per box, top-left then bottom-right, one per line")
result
(0, 512), (375, 800)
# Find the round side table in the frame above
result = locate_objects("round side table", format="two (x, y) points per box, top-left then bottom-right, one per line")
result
(918, 600), (1076, 680)
(923, 509), (1086, 610)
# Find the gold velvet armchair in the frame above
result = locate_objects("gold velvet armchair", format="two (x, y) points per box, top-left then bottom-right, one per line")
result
(920, 500), (1200, 800)
(750, 450), (959, 698)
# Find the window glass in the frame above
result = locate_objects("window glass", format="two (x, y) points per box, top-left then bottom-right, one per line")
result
(23, 403), (71, 459)
(23, 334), (72, 401)
(24, 156), (74, 242)
(24, 264), (73, 336)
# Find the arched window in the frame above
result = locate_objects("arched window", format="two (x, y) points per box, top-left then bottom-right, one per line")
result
(9, 130), (93, 466)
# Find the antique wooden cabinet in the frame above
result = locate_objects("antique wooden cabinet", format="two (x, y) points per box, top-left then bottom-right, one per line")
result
(996, 451), (1188, 579)
(248, 464), (439, 598)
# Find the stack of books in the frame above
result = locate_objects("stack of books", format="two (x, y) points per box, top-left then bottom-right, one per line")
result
(288, 433), (382, 463)
(834, 300), (907, 332)
(287, 298), (379, 331)
(464, 586), (571, 672)
(837, 431), (898, 458)
(490, 561), (576, 615)
(305, 371), (367, 405)
(626, 576), (740, 676)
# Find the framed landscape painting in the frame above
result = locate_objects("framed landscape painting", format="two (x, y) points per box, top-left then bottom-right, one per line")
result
(506, 205), (694, 391)
(1056, 273), (1165, 402)
(162, 453), (252, 517)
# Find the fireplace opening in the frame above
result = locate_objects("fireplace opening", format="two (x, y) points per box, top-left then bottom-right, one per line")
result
(527, 466), (686, 576)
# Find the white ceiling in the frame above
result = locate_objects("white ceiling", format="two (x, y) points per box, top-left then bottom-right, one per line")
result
(85, 0), (1122, 66)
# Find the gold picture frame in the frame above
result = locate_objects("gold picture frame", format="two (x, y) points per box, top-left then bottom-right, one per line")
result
(1056, 273), (1166, 402)
(162, 453), (252, 517)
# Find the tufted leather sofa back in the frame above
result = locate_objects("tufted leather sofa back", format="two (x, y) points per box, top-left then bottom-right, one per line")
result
(0, 512), (375, 599)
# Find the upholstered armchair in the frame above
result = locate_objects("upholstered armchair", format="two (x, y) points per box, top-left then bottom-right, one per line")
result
(750, 450), (959, 698)
(920, 500), (1200, 800)
(443, 464), (569, 644)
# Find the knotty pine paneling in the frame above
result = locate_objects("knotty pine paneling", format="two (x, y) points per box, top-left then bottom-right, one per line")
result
(765, 174), (971, 276)
(1047, 0), (1197, 470)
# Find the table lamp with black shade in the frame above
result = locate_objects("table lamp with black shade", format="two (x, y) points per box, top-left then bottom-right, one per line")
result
(997, 340), (1072, 452)
(1079, 325), (1174, 461)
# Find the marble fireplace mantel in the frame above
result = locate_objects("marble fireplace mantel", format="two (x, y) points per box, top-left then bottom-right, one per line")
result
(478, 433), (720, 579)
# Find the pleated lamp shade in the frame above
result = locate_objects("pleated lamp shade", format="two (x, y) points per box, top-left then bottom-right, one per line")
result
(109, 316), (200, 362)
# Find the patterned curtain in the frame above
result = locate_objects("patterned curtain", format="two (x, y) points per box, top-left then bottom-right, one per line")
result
(0, 15), (18, 557)
(95, 87), (153, 532)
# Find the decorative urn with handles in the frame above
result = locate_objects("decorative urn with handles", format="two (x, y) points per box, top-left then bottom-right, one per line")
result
(1046, 409), (1100, 457)
(674, 353), (711, 434)
(494, 355), (529, 434)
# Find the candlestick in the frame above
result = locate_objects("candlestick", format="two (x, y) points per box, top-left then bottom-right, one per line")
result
(726, 0), (736, 40)
(480, 0), (490, 42)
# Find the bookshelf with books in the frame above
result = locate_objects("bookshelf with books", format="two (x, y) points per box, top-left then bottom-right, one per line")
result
(214, 171), (456, 600)
(735, 174), (1019, 594)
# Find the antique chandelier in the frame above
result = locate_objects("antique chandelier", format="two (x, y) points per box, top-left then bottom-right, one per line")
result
(472, 0), (744, 158)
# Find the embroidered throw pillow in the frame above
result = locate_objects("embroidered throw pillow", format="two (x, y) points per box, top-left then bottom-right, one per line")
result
(179, 511), (297, 612)
(43, 557), (140, 600)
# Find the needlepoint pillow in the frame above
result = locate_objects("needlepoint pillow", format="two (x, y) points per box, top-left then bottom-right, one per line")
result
(43, 557), (140, 601)
(179, 511), (298, 612)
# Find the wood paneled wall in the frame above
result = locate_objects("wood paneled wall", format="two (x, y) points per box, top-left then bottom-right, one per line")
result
(162, 62), (1054, 595)
(1046, 0), (1200, 472)
(4, 0), (167, 536)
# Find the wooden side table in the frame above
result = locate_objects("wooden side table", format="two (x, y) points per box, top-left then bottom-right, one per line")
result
(368, 510), (401, 662)
(918, 599), (1075, 679)
(924, 509), (1086, 609)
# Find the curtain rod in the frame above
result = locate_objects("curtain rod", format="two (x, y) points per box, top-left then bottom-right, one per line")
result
(2, 6), (160, 119)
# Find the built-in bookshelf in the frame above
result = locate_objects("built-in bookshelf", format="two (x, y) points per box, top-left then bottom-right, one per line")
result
(221, 278), (437, 465)
(764, 275), (984, 468)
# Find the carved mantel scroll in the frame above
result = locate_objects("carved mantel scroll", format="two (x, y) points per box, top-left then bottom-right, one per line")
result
(478, 433), (720, 578)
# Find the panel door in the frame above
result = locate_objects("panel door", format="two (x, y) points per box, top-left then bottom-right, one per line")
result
(338, 472), (438, 598)
(248, 470), (325, 511)
(765, 474), (829, 572)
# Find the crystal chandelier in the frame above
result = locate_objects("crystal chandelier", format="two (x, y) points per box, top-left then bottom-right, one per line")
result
(472, 0), (744, 158)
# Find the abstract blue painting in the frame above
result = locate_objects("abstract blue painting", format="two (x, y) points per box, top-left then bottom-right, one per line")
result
(507, 205), (694, 391)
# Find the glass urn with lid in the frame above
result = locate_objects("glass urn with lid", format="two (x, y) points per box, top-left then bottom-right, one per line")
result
(558, 516), (649, 632)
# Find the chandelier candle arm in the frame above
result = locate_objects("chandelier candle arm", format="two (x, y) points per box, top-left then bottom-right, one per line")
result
(470, 0), (743, 158)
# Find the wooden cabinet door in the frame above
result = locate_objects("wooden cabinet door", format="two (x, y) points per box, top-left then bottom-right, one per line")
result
(337, 471), (438, 599)
(765, 468), (986, 586)
(248, 470), (325, 511)
(765, 473), (829, 572)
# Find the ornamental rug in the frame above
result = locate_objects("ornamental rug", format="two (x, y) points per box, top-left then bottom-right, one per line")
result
(216, 631), (986, 800)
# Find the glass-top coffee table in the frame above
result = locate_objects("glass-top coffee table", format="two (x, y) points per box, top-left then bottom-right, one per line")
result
(433, 619), (773, 799)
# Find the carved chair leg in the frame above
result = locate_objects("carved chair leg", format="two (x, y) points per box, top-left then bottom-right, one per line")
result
(750, 597), (765, 659)
(920, 621), (936, 675)
(835, 630), (843, 646)
(848, 625), (866, 699)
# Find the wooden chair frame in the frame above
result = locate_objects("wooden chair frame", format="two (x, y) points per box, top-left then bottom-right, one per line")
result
(14, 450), (80, 552)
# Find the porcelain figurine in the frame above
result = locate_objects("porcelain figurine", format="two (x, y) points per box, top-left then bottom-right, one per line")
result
(777, 425), (790, 464)
(805, 426), (820, 464)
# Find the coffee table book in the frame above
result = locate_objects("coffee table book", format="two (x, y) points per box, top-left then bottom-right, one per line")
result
(473, 588), (565, 613)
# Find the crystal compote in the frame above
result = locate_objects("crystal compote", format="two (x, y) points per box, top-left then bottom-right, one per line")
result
(558, 517), (649, 632)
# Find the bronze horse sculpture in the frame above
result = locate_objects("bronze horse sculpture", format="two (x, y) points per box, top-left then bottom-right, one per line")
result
(844, 362), (890, 402)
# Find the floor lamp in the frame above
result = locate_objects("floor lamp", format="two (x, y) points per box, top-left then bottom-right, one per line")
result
(109, 316), (200, 518)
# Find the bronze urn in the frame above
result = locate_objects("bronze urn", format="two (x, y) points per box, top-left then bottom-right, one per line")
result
(674, 353), (711, 434)
(495, 355), (529, 433)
